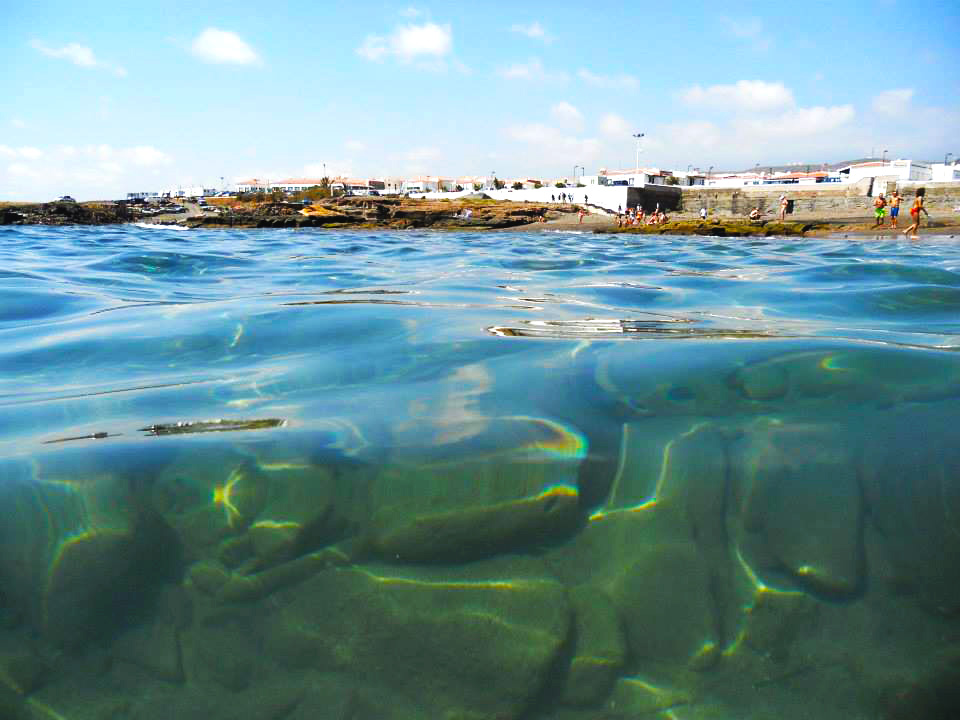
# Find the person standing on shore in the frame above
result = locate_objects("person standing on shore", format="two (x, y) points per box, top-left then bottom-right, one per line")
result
(873, 193), (887, 227)
(889, 190), (901, 228)
(778, 194), (788, 221)
(903, 187), (929, 239)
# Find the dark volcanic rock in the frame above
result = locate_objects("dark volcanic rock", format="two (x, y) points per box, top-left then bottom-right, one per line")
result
(0, 201), (131, 225)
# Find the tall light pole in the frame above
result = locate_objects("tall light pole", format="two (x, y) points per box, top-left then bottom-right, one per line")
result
(573, 165), (581, 186)
(882, 149), (888, 166)
(946, 152), (954, 165)
(632, 133), (644, 174)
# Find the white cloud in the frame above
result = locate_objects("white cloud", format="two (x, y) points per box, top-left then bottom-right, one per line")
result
(505, 123), (601, 164)
(682, 80), (795, 112)
(741, 105), (855, 138)
(31, 40), (126, 77)
(125, 146), (173, 166)
(357, 22), (452, 64)
(599, 113), (633, 139)
(357, 35), (389, 62)
(399, 7), (422, 18)
(394, 22), (451, 59)
(191, 28), (260, 65)
(510, 22), (548, 40)
(550, 102), (583, 130)
(0, 146), (43, 160)
(872, 88), (914, 116)
(0, 144), (173, 201)
(498, 57), (567, 82)
(578, 69), (639, 91)
(720, 17), (771, 51)
(10, 118), (27, 129)
(403, 146), (442, 172)
(345, 140), (367, 153)
(303, 161), (353, 178)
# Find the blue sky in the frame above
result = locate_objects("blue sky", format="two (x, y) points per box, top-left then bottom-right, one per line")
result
(3, 0), (959, 199)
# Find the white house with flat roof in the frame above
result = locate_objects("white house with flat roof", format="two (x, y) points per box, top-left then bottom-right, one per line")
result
(272, 178), (326, 192)
(236, 178), (270, 193)
(837, 159), (931, 183)
(930, 162), (960, 182)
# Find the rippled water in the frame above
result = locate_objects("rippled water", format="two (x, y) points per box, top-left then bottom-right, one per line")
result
(0, 225), (958, 720)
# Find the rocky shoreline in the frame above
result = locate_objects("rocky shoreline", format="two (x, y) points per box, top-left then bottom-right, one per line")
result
(0, 200), (133, 226)
(3, 198), (957, 237)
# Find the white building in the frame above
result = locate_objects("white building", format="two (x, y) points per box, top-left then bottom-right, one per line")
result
(931, 162), (960, 183)
(377, 177), (405, 194)
(273, 178), (326, 192)
(836, 159), (931, 184)
(236, 178), (271, 193)
(402, 176), (439, 193)
(591, 168), (698, 187)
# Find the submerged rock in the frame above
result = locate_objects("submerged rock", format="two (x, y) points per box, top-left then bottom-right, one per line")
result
(366, 416), (586, 563)
(266, 557), (571, 719)
(0, 460), (180, 644)
(560, 586), (627, 707)
(731, 420), (864, 598)
(860, 404), (960, 614)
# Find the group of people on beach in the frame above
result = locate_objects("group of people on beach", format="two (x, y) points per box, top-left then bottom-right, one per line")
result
(874, 188), (929, 237)
(615, 205), (668, 227)
(551, 192), (585, 204)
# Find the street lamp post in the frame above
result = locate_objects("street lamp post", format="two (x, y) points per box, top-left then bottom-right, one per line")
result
(882, 149), (888, 166)
(946, 152), (954, 166)
(632, 133), (644, 174)
(573, 165), (581, 186)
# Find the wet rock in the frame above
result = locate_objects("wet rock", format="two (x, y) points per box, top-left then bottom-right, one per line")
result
(609, 535), (720, 671)
(860, 404), (960, 614)
(735, 586), (819, 660)
(367, 416), (585, 563)
(547, 423), (730, 675)
(182, 623), (259, 693)
(605, 676), (693, 716)
(732, 420), (863, 597)
(188, 561), (231, 596)
(113, 620), (184, 683)
(248, 521), (299, 565)
(560, 586), (626, 707)
(266, 557), (571, 719)
(547, 506), (721, 679)
(287, 674), (431, 720)
(2, 655), (51, 696)
(0, 466), (178, 644)
(0, 683), (29, 720)
(152, 451), (269, 555)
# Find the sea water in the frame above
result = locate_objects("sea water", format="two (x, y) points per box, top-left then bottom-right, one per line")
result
(0, 224), (958, 719)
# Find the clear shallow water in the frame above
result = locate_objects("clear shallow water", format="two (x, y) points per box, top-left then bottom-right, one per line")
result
(0, 225), (958, 720)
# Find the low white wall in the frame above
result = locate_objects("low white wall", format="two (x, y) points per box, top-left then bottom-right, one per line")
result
(408, 185), (629, 213)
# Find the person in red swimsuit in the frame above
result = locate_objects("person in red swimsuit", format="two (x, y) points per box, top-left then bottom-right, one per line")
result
(903, 187), (929, 239)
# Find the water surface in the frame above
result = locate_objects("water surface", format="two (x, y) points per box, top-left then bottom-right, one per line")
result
(0, 225), (958, 720)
